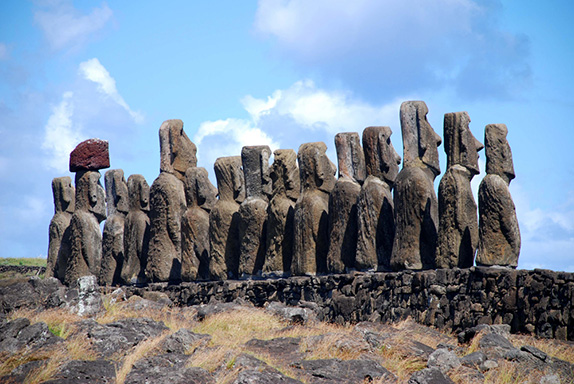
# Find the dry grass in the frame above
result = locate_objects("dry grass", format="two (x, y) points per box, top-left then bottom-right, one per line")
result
(186, 345), (233, 372)
(115, 332), (170, 384)
(509, 334), (574, 365)
(9, 307), (83, 339)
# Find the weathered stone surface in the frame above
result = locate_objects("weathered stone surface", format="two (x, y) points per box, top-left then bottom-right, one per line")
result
(146, 172), (186, 283)
(100, 169), (128, 286)
(437, 112), (484, 268)
(159, 119), (197, 181)
(182, 167), (217, 281)
(161, 329), (211, 354)
(356, 126), (401, 271)
(408, 367), (454, 384)
(70, 275), (102, 316)
(327, 132), (365, 273)
(391, 101), (442, 271)
(65, 171), (106, 285)
(47, 176), (75, 280)
(0, 319), (61, 353)
(120, 174), (150, 284)
(210, 156), (245, 280)
(291, 358), (395, 384)
(477, 124), (520, 267)
(428, 348), (461, 373)
(45, 359), (116, 384)
(69, 138), (110, 172)
(292, 142), (336, 275)
(238, 146), (271, 277)
(263, 149), (300, 276)
(126, 354), (214, 384)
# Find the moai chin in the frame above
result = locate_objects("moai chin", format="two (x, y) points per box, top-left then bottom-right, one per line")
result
(292, 142), (336, 276)
(477, 123), (521, 267)
(356, 126), (401, 271)
(263, 149), (300, 276)
(391, 101), (442, 271)
(47, 176), (75, 281)
(64, 170), (106, 285)
(327, 132), (366, 273)
(100, 169), (129, 286)
(238, 146), (272, 277)
(120, 174), (150, 284)
(437, 112), (484, 268)
(146, 119), (195, 283)
(181, 167), (217, 281)
(209, 156), (245, 280)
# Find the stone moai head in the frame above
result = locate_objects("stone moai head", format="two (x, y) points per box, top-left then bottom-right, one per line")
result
(184, 167), (217, 211)
(52, 176), (75, 214)
(127, 174), (150, 212)
(297, 142), (337, 193)
(159, 119), (197, 181)
(214, 156), (246, 204)
(400, 101), (442, 177)
(271, 149), (300, 202)
(104, 169), (129, 216)
(334, 132), (366, 184)
(444, 112), (484, 175)
(362, 126), (402, 186)
(241, 146), (272, 201)
(75, 171), (106, 222)
(485, 123), (515, 184)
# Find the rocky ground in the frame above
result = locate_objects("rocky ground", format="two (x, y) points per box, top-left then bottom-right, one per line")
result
(1, 274), (573, 384)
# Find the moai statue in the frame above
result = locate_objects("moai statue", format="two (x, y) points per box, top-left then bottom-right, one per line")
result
(238, 146), (272, 277)
(64, 171), (106, 285)
(391, 101), (442, 271)
(355, 126), (401, 271)
(99, 169), (129, 286)
(326, 133), (366, 273)
(436, 112), (484, 268)
(209, 156), (245, 280)
(263, 149), (300, 276)
(181, 167), (217, 281)
(477, 124), (521, 267)
(292, 142), (336, 275)
(120, 174), (150, 284)
(146, 119), (196, 283)
(46, 176), (75, 280)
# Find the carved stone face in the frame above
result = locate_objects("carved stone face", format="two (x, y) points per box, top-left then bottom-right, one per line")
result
(184, 167), (217, 210)
(298, 142), (336, 193)
(52, 176), (75, 214)
(271, 149), (300, 202)
(75, 170), (106, 222)
(241, 146), (272, 200)
(159, 119), (197, 181)
(214, 156), (245, 203)
(334, 132), (366, 184)
(444, 112), (484, 175)
(105, 169), (129, 215)
(485, 123), (515, 184)
(362, 126), (401, 186)
(127, 174), (149, 212)
(400, 101), (442, 177)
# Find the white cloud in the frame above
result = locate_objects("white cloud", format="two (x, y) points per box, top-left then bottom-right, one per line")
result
(42, 91), (82, 172)
(254, 0), (530, 100)
(79, 58), (144, 123)
(0, 43), (8, 60)
(194, 80), (404, 178)
(34, 0), (112, 51)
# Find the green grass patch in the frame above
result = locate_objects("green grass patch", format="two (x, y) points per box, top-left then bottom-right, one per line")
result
(0, 257), (47, 267)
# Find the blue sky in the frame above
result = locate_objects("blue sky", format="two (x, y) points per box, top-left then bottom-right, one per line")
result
(1, 0), (573, 271)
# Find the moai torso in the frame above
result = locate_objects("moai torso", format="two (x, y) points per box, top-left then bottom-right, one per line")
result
(121, 174), (150, 284)
(65, 171), (106, 285)
(391, 101), (442, 271)
(292, 142), (336, 276)
(437, 112), (484, 268)
(100, 169), (129, 286)
(181, 167), (217, 281)
(327, 133), (366, 273)
(47, 176), (75, 281)
(263, 149), (300, 276)
(477, 124), (521, 267)
(238, 146), (272, 277)
(146, 119), (197, 283)
(209, 156), (245, 280)
(356, 126), (401, 271)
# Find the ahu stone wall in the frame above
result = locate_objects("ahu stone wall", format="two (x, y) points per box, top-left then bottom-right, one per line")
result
(124, 267), (574, 341)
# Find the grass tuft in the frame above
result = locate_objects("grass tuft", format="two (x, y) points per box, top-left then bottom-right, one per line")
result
(115, 332), (170, 384)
